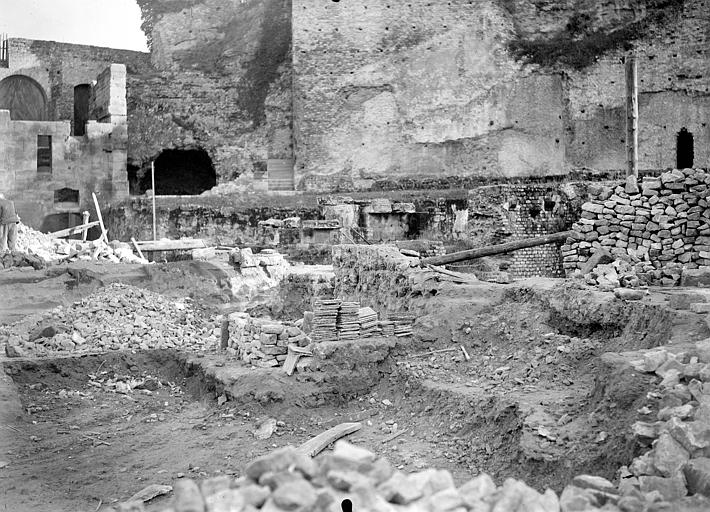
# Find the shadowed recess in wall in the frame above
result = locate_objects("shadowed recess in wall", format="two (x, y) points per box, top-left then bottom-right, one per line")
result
(137, 148), (217, 195)
(503, 0), (687, 69)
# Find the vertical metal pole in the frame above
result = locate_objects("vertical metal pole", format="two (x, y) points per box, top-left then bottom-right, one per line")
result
(625, 55), (638, 180)
(151, 161), (157, 241)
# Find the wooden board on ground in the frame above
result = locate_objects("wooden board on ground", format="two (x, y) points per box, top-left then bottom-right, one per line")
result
(133, 239), (207, 251)
(297, 422), (361, 457)
(49, 221), (100, 239)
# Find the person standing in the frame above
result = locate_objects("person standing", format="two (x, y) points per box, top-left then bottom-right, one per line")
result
(0, 193), (20, 253)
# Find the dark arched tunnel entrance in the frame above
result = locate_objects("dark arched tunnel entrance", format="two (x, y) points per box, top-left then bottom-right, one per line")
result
(136, 149), (216, 195)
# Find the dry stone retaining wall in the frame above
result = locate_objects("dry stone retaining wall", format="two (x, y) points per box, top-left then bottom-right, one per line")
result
(563, 168), (710, 285)
(227, 314), (309, 368)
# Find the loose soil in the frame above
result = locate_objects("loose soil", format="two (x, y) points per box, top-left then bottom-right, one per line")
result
(3, 263), (707, 511)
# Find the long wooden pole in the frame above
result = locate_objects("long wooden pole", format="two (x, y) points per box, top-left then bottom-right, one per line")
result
(91, 192), (109, 244)
(151, 161), (157, 241)
(420, 230), (574, 267)
(625, 55), (638, 180)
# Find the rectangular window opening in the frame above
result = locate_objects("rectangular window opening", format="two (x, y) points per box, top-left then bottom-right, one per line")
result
(37, 134), (52, 174)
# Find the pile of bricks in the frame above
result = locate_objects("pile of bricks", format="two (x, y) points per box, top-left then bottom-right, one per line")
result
(227, 314), (309, 368)
(563, 169), (710, 286)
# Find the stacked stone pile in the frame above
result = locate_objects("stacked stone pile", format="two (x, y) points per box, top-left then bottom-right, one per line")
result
(227, 314), (309, 368)
(562, 169), (710, 286)
(143, 437), (710, 512)
(15, 222), (149, 265)
(144, 441), (563, 512)
(2, 283), (213, 357)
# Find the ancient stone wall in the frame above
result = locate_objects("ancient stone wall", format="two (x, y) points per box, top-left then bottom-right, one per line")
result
(290, 0), (709, 191)
(292, 0), (567, 191)
(0, 38), (151, 130)
(565, 0), (710, 172)
(563, 168), (710, 286)
(131, 0), (293, 185)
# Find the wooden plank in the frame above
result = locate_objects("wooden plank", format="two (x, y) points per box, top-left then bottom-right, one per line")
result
(91, 193), (109, 244)
(134, 239), (206, 251)
(297, 422), (362, 457)
(49, 221), (100, 238)
(130, 237), (145, 260)
(625, 54), (638, 180)
(420, 231), (573, 267)
(81, 211), (90, 242)
(382, 429), (407, 444)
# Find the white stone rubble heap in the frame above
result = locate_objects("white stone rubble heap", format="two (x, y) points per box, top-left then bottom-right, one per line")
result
(15, 222), (149, 264)
(3, 283), (215, 357)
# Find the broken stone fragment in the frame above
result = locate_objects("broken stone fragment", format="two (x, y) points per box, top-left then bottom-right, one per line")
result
(683, 458), (710, 497)
(571, 475), (616, 494)
(637, 475), (687, 501)
(458, 473), (496, 507)
(652, 433), (691, 477)
(614, 288), (645, 301)
(332, 441), (376, 464)
(271, 480), (317, 510)
(488, 478), (559, 512)
(173, 479), (205, 512)
(378, 472), (423, 504)
(245, 447), (316, 482)
(203, 489), (245, 512)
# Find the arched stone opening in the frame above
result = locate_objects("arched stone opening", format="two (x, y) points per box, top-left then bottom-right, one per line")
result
(137, 149), (216, 195)
(73, 84), (91, 136)
(0, 75), (48, 121)
(677, 127), (694, 169)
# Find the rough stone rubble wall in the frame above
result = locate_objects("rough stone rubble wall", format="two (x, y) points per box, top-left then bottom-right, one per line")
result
(332, 245), (416, 318)
(563, 168), (710, 285)
(227, 315), (309, 368)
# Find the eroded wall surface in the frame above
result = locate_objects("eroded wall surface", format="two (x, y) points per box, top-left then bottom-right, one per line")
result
(131, 0), (293, 183)
(292, 0), (709, 191)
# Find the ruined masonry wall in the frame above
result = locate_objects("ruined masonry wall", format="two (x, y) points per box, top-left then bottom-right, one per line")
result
(227, 315), (309, 368)
(563, 168), (710, 286)
(332, 245), (416, 317)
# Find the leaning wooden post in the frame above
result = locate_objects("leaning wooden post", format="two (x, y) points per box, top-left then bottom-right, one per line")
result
(81, 210), (90, 241)
(625, 54), (639, 193)
(151, 161), (157, 241)
(91, 193), (109, 244)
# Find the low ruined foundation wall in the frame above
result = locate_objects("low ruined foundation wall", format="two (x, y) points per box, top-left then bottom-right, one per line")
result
(332, 244), (418, 317)
(227, 314), (309, 368)
(563, 168), (710, 285)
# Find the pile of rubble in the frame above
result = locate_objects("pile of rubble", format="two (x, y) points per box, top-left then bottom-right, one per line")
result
(619, 340), (710, 504)
(227, 314), (310, 367)
(141, 436), (710, 512)
(3, 283), (215, 357)
(563, 169), (710, 286)
(14, 223), (149, 265)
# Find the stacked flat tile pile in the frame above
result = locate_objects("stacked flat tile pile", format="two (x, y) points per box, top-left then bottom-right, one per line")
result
(358, 307), (378, 336)
(146, 437), (710, 512)
(379, 321), (395, 337)
(2, 283), (212, 358)
(336, 301), (360, 340)
(562, 168), (710, 286)
(311, 298), (341, 342)
(390, 313), (415, 337)
(227, 314), (309, 368)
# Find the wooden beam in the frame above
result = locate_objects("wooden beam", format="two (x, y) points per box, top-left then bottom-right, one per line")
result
(49, 221), (100, 238)
(133, 239), (206, 251)
(91, 193), (109, 244)
(297, 422), (362, 457)
(81, 211), (90, 242)
(625, 55), (638, 180)
(420, 231), (574, 267)
(130, 237), (145, 260)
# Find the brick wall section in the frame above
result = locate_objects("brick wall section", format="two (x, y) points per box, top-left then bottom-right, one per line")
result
(562, 168), (710, 286)
(504, 185), (579, 278)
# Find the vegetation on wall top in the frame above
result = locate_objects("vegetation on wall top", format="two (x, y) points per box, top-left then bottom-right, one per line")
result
(503, 0), (687, 69)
